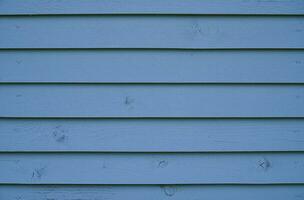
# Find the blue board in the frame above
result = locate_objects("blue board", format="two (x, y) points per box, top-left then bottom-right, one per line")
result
(0, 1), (304, 199)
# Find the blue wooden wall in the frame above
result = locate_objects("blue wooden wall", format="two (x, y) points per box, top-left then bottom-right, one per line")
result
(1, 1), (304, 199)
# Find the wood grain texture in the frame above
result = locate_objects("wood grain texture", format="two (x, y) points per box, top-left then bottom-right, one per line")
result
(0, 153), (304, 184)
(1, 50), (304, 83)
(0, 0), (304, 15)
(0, 16), (303, 49)
(1, 0), (304, 197)
(1, 119), (304, 152)
(1, 84), (303, 117)
(1, 185), (304, 200)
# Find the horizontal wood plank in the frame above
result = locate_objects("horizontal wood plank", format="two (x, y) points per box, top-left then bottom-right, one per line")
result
(0, 16), (303, 49)
(1, 119), (304, 152)
(1, 185), (304, 200)
(0, 84), (303, 117)
(1, 50), (304, 83)
(0, 0), (304, 15)
(0, 153), (303, 184)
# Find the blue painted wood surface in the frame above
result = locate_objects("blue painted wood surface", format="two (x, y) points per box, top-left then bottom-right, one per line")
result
(1, 0), (304, 15)
(0, 16), (303, 49)
(0, 1), (304, 199)
(1, 84), (303, 117)
(1, 119), (304, 152)
(1, 185), (304, 200)
(1, 50), (304, 83)
(1, 152), (304, 184)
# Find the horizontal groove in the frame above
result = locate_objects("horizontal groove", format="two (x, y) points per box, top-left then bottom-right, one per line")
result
(1, 183), (304, 186)
(1, 82), (304, 84)
(1, 151), (304, 154)
(1, 117), (304, 119)
(1, 150), (304, 153)
(1, 48), (304, 50)
(1, 13), (304, 17)
(2, 117), (304, 121)
(1, 83), (304, 85)
(1, 183), (304, 187)
(2, 118), (302, 120)
(1, 49), (304, 52)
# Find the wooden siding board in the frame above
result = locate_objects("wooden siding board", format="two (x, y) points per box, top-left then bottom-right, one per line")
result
(1, 50), (304, 83)
(0, 0), (304, 15)
(1, 119), (304, 152)
(0, 16), (303, 49)
(0, 84), (303, 117)
(1, 185), (304, 200)
(0, 153), (304, 184)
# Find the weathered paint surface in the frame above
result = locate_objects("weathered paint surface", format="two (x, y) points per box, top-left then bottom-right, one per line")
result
(1, 50), (304, 83)
(1, 84), (304, 117)
(1, 0), (304, 15)
(0, 1), (304, 199)
(1, 185), (304, 200)
(1, 152), (304, 184)
(1, 16), (303, 48)
(1, 119), (304, 152)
